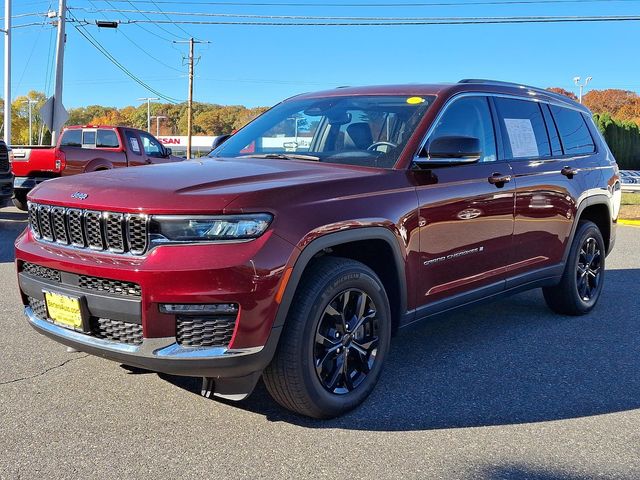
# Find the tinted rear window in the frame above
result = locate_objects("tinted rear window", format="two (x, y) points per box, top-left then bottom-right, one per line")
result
(97, 129), (120, 148)
(60, 130), (82, 147)
(550, 105), (595, 155)
(494, 97), (551, 160)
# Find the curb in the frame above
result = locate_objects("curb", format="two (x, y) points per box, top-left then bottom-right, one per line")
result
(619, 219), (640, 226)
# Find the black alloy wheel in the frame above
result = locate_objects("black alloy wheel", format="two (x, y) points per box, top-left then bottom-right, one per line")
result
(314, 289), (379, 395)
(576, 236), (602, 302)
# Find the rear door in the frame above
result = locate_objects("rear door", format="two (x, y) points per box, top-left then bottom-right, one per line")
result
(494, 96), (590, 281)
(415, 95), (515, 307)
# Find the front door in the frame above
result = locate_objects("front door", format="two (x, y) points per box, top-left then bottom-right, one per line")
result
(415, 95), (515, 306)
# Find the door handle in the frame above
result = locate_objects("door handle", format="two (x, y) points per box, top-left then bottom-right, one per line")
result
(561, 166), (578, 178)
(487, 173), (511, 187)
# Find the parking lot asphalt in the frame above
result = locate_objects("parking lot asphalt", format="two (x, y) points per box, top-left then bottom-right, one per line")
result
(1, 206), (639, 480)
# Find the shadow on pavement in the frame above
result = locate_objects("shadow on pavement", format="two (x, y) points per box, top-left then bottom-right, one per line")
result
(161, 268), (640, 432)
(0, 208), (27, 263)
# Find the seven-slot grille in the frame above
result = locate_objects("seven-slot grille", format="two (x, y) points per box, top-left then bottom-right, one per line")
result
(28, 203), (148, 255)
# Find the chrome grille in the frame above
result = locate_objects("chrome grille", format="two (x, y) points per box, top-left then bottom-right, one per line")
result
(67, 209), (85, 247)
(28, 203), (41, 238)
(38, 205), (54, 241)
(51, 207), (69, 244)
(27, 203), (148, 255)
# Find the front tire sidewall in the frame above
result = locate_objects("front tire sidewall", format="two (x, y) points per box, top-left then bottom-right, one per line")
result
(300, 267), (391, 416)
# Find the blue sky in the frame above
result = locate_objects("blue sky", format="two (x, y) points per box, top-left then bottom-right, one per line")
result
(4, 0), (640, 108)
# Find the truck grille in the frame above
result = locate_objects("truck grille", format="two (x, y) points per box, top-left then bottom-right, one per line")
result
(28, 297), (143, 346)
(176, 316), (236, 348)
(28, 203), (148, 255)
(0, 143), (8, 173)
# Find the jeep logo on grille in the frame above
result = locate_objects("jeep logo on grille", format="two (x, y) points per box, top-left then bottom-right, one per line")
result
(71, 192), (89, 200)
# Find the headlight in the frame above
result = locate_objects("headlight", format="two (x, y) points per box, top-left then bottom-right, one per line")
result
(150, 213), (273, 243)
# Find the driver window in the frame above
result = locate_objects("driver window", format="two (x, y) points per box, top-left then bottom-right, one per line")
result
(430, 97), (497, 162)
(139, 132), (164, 158)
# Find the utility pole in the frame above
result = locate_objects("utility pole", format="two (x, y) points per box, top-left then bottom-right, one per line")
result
(174, 38), (209, 159)
(50, 0), (66, 145)
(151, 115), (167, 136)
(23, 99), (37, 145)
(3, 0), (11, 144)
(573, 76), (592, 104)
(138, 97), (159, 132)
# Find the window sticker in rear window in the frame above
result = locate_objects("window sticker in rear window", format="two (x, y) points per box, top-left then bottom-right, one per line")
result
(503, 118), (539, 158)
(130, 137), (141, 154)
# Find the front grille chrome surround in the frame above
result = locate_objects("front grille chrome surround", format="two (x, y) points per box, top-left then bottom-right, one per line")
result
(28, 203), (149, 256)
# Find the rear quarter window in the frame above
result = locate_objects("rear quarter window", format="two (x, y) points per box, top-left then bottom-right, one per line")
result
(494, 97), (551, 160)
(60, 130), (82, 147)
(97, 129), (120, 148)
(549, 105), (595, 155)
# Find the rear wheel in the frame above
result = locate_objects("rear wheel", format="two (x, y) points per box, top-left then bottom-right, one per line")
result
(263, 257), (391, 418)
(543, 220), (605, 315)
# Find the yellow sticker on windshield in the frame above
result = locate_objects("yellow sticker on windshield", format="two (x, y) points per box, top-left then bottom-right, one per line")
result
(406, 96), (426, 105)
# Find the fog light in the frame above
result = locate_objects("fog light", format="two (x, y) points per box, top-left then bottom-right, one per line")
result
(159, 303), (239, 315)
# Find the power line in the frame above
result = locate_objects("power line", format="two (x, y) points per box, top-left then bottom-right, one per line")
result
(123, 0), (188, 39)
(84, 0), (640, 7)
(75, 15), (640, 25)
(102, 0), (176, 42)
(67, 11), (181, 103)
(149, 0), (196, 39)
(87, 0), (186, 73)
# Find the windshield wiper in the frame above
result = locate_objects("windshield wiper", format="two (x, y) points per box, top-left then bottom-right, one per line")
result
(239, 153), (320, 162)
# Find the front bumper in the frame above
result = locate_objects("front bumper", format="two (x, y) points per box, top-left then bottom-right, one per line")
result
(26, 306), (281, 379)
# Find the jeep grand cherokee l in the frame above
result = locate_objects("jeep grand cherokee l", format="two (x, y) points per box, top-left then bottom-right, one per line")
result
(15, 80), (621, 418)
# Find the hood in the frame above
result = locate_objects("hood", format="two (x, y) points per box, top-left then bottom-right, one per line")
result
(28, 157), (380, 214)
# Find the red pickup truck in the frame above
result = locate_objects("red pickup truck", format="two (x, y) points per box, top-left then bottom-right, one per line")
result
(11, 125), (182, 210)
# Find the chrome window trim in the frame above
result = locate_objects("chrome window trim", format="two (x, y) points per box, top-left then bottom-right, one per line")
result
(413, 91), (593, 164)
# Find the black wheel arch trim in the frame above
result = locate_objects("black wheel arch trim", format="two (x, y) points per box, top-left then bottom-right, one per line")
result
(272, 227), (408, 330)
(562, 193), (614, 263)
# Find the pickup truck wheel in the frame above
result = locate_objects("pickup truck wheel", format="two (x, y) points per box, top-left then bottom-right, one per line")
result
(12, 192), (28, 211)
(263, 257), (391, 419)
(543, 220), (605, 315)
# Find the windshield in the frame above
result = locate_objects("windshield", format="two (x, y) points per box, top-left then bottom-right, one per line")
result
(211, 94), (434, 169)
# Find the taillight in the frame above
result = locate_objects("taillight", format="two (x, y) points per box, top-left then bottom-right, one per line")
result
(54, 149), (66, 171)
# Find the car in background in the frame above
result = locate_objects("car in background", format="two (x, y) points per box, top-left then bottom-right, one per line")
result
(620, 170), (640, 192)
(10, 126), (182, 210)
(0, 141), (13, 207)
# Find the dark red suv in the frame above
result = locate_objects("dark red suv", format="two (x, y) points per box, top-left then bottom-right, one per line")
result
(15, 80), (621, 418)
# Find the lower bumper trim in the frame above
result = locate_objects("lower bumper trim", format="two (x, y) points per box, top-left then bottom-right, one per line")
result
(25, 306), (280, 378)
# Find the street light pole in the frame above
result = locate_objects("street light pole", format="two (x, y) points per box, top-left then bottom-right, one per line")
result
(3, 0), (11, 144)
(138, 97), (158, 132)
(573, 76), (592, 104)
(23, 99), (37, 145)
(151, 115), (167, 136)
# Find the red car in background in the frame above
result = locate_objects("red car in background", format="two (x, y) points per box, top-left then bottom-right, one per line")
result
(10, 125), (182, 210)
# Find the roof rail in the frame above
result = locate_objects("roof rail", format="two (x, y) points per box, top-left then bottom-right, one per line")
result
(458, 78), (577, 104)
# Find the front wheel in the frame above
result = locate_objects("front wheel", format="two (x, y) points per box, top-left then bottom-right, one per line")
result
(12, 191), (28, 211)
(263, 257), (392, 419)
(543, 220), (606, 315)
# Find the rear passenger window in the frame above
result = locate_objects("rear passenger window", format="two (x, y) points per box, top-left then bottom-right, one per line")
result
(549, 105), (595, 155)
(60, 130), (82, 147)
(82, 130), (96, 146)
(97, 129), (120, 148)
(542, 104), (563, 156)
(494, 97), (551, 159)
(125, 131), (142, 155)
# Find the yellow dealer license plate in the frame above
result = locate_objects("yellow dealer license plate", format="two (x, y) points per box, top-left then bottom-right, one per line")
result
(44, 291), (83, 330)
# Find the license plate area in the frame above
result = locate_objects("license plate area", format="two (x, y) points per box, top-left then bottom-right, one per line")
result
(43, 291), (87, 332)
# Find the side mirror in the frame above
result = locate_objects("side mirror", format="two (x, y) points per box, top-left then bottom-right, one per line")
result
(164, 147), (172, 157)
(211, 134), (232, 151)
(416, 136), (481, 167)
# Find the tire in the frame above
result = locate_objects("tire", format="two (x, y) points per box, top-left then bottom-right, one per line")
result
(263, 256), (392, 419)
(543, 220), (606, 316)
(12, 191), (28, 211)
